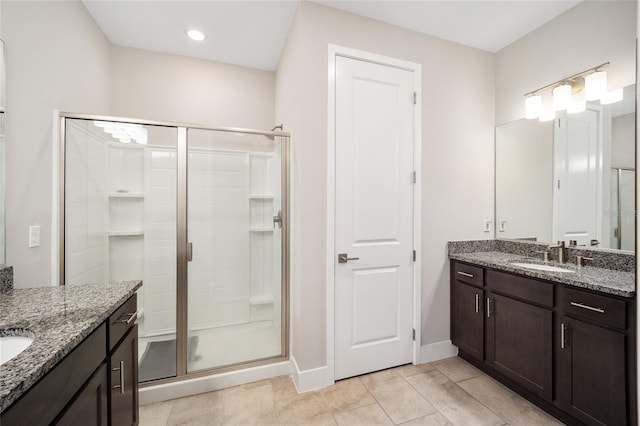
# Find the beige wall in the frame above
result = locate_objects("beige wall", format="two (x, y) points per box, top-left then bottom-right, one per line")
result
(1, 0), (112, 288)
(110, 46), (275, 130)
(496, 1), (637, 126)
(276, 2), (495, 371)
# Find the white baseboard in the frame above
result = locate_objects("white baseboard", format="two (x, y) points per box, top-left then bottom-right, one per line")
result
(290, 356), (332, 393)
(139, 360), (291, 406)
(420, 340), (458, 363)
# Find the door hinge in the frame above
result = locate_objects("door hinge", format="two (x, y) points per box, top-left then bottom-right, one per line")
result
(412, 171), (417, 183)
(412, 92), (417, 105)
(412, 328), (416, 341)
(412, 250), (416, 261)
(557, 180), (560, 190)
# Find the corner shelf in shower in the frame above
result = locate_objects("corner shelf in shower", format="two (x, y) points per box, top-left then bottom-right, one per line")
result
(108, 192), (144, 199)
(248, 194), (274, 200)
(249, 227), (274, 233)
(109, 230), (144, 237)
(249, 295), (274, 305)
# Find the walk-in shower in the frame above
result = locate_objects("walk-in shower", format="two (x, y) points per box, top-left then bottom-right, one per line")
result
(61, 114), (289, 384)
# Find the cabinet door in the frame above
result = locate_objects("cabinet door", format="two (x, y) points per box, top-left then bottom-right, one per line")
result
(486, 293), (552, 401)
(110, 325), (139, 426)
(556, 316), (627, 426)
(56, 364), (108, 426)
(451, 280), (484, 360)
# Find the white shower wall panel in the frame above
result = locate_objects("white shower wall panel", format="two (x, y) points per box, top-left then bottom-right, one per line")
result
(188, 149), (250, 331)
(142, 147), (178, 337)
(108, 145), (144, 193)
(65, 121), (108, 285)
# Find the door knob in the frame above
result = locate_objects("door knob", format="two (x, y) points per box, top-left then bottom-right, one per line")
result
(338, 253), (360, 263)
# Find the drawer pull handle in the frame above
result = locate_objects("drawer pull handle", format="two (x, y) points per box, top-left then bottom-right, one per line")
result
(118, 311), (138, 325)
(475, 294), (480, 313)
(570, 302), (605, 314)
(457, 271), (474, 278)
(112, 360), (125, 394)
(486, 297), (492, 318)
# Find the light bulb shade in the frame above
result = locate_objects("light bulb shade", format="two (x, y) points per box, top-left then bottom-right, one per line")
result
(600, 88), (623, 105)
(525, 95), (542, 119)
(552, 84), (572, 111)
(585, 71), (607, 101)
(539, 109), (556, 122)
(567, 100), (586, 114)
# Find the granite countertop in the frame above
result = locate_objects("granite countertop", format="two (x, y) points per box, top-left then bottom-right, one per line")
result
(450, 251), (635, 298)
(0, 281), (142, 413)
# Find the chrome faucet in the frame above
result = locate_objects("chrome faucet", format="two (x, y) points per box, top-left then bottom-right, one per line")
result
(548, 240), (566, 263)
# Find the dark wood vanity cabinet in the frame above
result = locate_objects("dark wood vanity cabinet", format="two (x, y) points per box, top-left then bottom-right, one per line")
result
(108, 293), (139, 426)
(451, 262), (484, 361)
(450, 260), (636, 425)
(56, 364), (109, 426)
(109, 325), (139, 426)
(485, 270), (553, 401)
(0, 294), (139, 426)
(556, 287), (631, 426)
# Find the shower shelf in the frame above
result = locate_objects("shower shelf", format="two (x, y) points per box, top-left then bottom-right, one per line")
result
(249, 295), (274, 305)
(248, 194), (274, 199)
(109, 230), (144, 237)
(108, 192), (144, 199)
(249, 227), (274, 233)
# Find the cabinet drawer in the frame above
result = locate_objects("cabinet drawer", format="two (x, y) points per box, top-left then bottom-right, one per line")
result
(560, 287), (626, 330)
(453, 262), (483, 288)
(108, 294), (138, 351)
(486, 269), (553, 308)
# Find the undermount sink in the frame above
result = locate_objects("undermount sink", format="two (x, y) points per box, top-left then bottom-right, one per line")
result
(0, 335), (34, 366)
(510, 262), (575, 273)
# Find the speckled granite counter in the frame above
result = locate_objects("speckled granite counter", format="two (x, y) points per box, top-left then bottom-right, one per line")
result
(449, 250), (634, 298)
(0, 281), (141, 412)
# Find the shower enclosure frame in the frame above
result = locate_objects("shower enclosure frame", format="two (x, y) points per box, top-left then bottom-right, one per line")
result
(58, 112), (290, 385)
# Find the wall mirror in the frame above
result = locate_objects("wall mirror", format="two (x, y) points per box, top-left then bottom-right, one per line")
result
(0, 39), (6, 267)
(495, 84), (635, 252)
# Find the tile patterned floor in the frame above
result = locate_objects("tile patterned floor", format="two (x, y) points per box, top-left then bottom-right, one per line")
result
(139, 356), (565, 426)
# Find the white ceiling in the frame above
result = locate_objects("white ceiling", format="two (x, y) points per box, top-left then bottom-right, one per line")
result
(82, 0), (581, 72)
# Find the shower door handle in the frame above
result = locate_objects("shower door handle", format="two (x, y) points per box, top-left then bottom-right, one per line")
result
(273, 210), (282, 229)
(187, 242), (193, 262)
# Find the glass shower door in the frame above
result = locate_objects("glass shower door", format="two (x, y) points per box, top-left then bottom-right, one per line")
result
(64, 118), (179, 383)
(185, 128), (286, 372)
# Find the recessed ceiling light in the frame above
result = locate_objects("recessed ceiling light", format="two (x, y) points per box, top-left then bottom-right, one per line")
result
(186, 29), (206, 42)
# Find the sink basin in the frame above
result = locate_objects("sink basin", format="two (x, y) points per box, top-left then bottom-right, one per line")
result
(511, 262), (575, 273)
(0, 335), (34, 365)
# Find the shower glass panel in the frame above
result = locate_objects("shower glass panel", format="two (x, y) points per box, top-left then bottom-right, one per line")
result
(64, 118), (178, 382)
(64, 115), (289, 384)
(610, 168), (636, 251)
(186, 129), (284, 373)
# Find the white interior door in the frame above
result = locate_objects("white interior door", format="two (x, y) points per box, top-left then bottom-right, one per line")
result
(334, 55), (415, 380)
(553, 109), (601, 246)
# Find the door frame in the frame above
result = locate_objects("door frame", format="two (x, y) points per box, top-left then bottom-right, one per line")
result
(326, 44), (422, 384)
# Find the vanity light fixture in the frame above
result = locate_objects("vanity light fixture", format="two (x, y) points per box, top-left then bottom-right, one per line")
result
(524, 62), (623, 119)
(552, 84), (572, 111)
(186, 29), (206, 42)
(585, 70), (607, 101)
